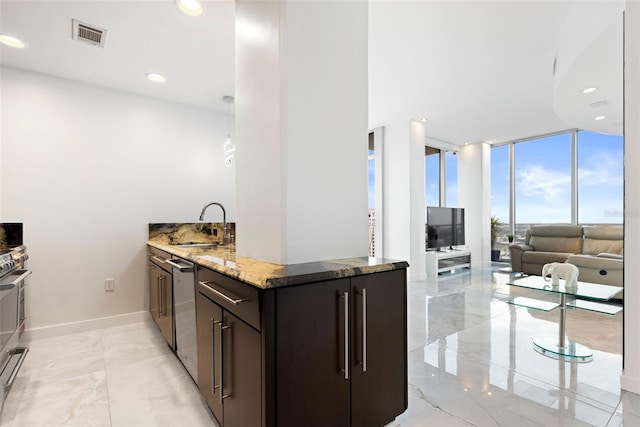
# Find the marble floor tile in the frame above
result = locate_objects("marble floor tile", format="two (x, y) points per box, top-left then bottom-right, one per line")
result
(618, 390), (640, 417)
(1, 266), (637, 426)
(6, 371), (111, 426)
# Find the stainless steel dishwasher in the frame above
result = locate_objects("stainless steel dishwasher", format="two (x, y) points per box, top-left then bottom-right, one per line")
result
(166, 257), (197, 382)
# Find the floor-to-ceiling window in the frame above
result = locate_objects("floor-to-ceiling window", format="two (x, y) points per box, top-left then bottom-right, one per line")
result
(490, 144), (510, 237)
(368, 128), (384, 257)
(577, 130), (624, 225)
(491, 130), (623, 246)
(425, 146), (440, 207)
(426, 146), (460, 208)
(490, 144), (511, 260)
(515, 132), (572, 226)
(445, 151), (458, 207)
(368, 134), (375, 256)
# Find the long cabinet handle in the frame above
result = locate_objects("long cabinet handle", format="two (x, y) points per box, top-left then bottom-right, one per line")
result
(156, 276), (162, 317)
(199, 281), (248, 306)
(218, 320), (224, 405)
(361, 288), (367, 372)
(218, 320), (233, 404)
(341, 291), (349, 380)
(160, 276), (166, 316)
(152, 255), (167, 264)
(211, 317), (218, 397)
(220, 322), (233, 404)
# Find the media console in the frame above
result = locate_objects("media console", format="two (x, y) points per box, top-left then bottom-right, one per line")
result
(426, 249), (471, 277)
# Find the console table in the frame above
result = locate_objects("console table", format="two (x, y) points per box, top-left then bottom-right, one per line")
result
(426, 249), (471, 277)
(507, 276), (622, 362)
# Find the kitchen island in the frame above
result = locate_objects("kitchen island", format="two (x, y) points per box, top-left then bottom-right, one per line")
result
(148, 223), (409, 427)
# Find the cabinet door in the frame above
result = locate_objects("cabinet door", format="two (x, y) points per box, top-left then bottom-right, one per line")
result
(196, 293), (223, 424)
(148, 264), (161, 322)
(221, 311), (261, 427)
(350, 270), (407, 427)
(275, 279), (350, 427)
(157, 270), (175, 349)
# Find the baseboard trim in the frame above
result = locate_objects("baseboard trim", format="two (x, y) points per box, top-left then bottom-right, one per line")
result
(621, 372), (640, 394)
(22, 311), (150, 342)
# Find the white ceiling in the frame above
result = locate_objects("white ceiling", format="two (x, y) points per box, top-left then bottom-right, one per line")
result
(0, 0), (235, 112)
(0, 0), (624, 146)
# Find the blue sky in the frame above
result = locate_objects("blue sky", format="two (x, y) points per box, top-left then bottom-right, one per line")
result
(491, 131), (623, 224)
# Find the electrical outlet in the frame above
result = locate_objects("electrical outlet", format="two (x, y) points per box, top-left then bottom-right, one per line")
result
(105, 278), (115, 292)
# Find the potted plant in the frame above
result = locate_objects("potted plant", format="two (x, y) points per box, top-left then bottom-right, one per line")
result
(490, 215), (503, 261)
(507, 234), (514, 243)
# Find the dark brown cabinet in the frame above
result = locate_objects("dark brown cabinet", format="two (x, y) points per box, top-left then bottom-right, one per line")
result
(147, 248), (174, 349)
(350, 270), (407, 427)
(196, 274), (261, 427)
(275, 278), (351, 426)
(274, 269), (407, 427)
(196, 290), (222, 420)
(194, 265), (407, 427)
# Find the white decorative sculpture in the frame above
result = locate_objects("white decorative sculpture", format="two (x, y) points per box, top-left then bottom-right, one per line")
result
(541, 262), (579, 288)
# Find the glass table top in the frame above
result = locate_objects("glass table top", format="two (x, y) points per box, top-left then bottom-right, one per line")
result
(507, 275), (622, 301)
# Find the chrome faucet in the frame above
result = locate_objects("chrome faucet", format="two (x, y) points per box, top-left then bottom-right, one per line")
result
(199, 202), (232, 245)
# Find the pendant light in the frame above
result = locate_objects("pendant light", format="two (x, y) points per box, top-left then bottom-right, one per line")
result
(222, 95), (235, 167)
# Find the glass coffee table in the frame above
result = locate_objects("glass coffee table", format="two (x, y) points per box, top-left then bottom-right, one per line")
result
(507, 275), (623, 362)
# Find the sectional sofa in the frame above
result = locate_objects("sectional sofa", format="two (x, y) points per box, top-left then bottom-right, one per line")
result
(509, 225), (623, 291)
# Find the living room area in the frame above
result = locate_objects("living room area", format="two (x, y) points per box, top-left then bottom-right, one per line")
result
(375, 0), (640, 425)
(404, 109), (632, 426)
(396, 266), (629, 425)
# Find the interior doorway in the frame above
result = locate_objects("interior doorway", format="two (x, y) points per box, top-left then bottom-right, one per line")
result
(368, 128), (384, 257)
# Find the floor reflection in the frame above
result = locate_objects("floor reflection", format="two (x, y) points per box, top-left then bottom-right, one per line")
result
(397, 266), (638, 426)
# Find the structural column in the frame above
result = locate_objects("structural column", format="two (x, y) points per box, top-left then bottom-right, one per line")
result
(234, 1), (368, 264)
(458, 143), (491, 267)
(382, 120), (425, 280)
(621, 0), (640, 395)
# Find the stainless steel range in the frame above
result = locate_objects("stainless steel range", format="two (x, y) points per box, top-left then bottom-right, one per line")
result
(0, 234), (31, 420)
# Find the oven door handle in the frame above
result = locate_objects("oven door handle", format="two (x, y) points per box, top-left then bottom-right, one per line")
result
(3, 347), (29, 389)
(5, 270), (31, 286)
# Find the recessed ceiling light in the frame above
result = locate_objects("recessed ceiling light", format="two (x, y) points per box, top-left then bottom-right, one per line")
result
(464, 142), (469, 146)
(146, 73), (167, 83)
(419, 117), (428, 122)
(0, 34), (26, 48)
(175, 0), (203, 16)
(582, 87), (597, 94)
(594, 115), (606, 121)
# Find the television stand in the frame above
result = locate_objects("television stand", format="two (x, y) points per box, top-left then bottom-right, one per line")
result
(426, 249), (471, 277)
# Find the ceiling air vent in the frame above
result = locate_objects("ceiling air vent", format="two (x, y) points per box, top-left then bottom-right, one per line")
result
(72, 19), (107, 48)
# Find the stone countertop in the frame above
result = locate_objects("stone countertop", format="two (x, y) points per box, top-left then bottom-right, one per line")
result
(147, 240), (409, 290)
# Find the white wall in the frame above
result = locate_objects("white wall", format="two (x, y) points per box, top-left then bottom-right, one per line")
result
(621, 0), (640, 395)
(0, 67), (234, 331)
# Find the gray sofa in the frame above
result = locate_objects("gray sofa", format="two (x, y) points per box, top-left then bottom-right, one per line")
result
(566, 226), (623, 287)
(509, 225), (623, 290)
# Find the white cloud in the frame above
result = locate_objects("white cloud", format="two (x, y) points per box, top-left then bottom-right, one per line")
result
(578, 151), (623, 187)
(516, 164), (570, 201)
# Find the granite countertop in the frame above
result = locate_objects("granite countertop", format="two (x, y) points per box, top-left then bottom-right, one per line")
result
(148, 223), (408, 290)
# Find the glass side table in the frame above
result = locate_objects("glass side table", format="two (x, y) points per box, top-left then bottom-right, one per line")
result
(507, 275), (622, 362)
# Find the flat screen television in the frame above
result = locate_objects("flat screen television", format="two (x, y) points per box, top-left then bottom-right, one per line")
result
(426, 207), (465, 250)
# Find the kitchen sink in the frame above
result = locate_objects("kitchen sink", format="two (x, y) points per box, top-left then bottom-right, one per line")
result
(173, 243), (219, 249)
(199, 255), (236, 268)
